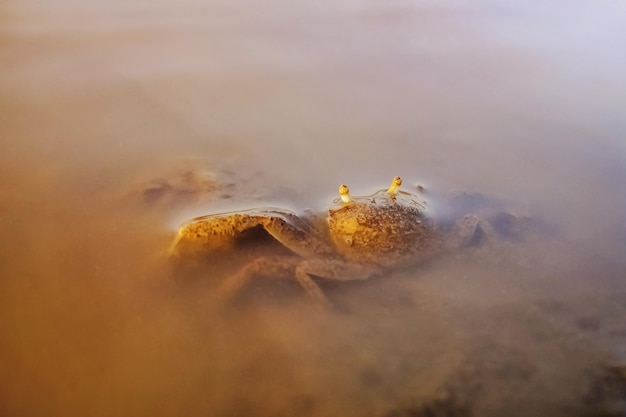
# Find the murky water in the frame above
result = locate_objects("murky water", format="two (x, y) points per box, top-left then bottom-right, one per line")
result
(2, 1), (626, 416)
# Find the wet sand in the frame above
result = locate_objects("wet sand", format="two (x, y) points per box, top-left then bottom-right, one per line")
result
(2, 1), (626, 416)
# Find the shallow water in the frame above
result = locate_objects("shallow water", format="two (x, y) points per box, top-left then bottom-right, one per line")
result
(2, 1), (626, 416)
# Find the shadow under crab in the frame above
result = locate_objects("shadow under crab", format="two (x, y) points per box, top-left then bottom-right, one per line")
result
(170, 177), (535, 305)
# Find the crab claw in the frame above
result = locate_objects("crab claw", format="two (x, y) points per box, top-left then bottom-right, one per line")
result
(338, 184), (352, 204)
(387, 176), (402, 198)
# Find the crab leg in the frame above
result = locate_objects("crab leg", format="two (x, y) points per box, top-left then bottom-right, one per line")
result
(217, 256), (298, 298)
(216, 256), (331, 306)
(449, 214), (497, 249)
(217, 257), (383, 307)
(295, 259), (382, 305)
(296, 259), (383, 283)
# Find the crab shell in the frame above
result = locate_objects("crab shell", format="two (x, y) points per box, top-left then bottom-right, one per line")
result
(327, 190), (434, 267)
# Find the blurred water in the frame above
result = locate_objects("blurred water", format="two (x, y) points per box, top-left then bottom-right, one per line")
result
(1, 1), (626, 416)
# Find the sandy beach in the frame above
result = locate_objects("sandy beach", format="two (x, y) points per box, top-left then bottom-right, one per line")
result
(1, 1), (626, 415)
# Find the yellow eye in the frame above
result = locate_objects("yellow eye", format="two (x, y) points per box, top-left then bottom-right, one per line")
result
(387, 176), (402, 197)
(338, 184), (351, 204)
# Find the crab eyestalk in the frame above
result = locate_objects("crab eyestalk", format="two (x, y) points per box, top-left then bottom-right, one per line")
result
(338, 184), (352, 204)
(387, 176), (402, 198)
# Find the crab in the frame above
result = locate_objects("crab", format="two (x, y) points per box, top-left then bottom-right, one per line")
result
(169, 176), (508, 305)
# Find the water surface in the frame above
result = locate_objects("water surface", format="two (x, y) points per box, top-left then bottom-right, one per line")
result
(2, 1), (626, 416)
